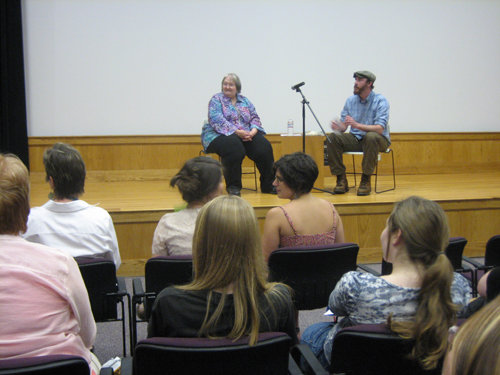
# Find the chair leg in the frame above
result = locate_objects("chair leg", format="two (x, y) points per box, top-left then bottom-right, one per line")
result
(253, 162), (257, 191)
(241, 160), (258, 192)
(375, 149), (396, 194)
(352, 154), (357, 187)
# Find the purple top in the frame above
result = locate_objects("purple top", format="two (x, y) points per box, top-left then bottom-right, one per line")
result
(201, 92), (266, 150)
(279, 204), (338, 248)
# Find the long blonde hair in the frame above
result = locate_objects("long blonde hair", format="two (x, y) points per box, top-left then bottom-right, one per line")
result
(447, 295), (500, 375)
(387, 196), (457, 370)
(180, 195), (288, 344)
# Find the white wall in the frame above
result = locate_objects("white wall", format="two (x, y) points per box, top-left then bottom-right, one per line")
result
(22, 0), (500, 136)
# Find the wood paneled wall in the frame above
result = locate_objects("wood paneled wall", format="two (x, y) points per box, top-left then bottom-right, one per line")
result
(28, 132), (500, 174)
(28, 133), (500, 276)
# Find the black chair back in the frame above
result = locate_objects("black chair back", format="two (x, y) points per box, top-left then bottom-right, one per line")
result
(131, 256), (194, 349)
(485, 235), (500, 267)
(381, 259), (392, 275)
(0, 355), (89, 375)
(445, 237), (468, 270)
(144, 255), (193, 317)
(75, 256), (130, 356)
(268, 243), (359, 310)
(133, 332), (292, 375)
(330, 324), (442, 375)
(76, 256), (119, 320)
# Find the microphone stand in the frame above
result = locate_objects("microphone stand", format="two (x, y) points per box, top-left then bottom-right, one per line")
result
(292, 85), (334, 194)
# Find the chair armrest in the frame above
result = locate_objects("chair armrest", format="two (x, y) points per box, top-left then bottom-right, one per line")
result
(99, 367), (114, 375)
(462, 256), (490, 270)
(288, 354), (304, 375)
(119, 357), (133, 375)
(357, 263), (381, 276)
(116, 277), (128, 296)
(132, 277), (145, 301)
(291, 344), (329, 375)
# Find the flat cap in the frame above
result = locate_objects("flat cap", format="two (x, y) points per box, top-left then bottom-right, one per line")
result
(353, 70), (376, 82)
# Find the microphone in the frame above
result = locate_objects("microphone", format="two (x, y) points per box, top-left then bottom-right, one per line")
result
(291, 82), (305, 91)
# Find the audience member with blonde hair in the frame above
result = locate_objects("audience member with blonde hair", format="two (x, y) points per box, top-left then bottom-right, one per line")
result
(0, 154), (99, 374)
(262, 152), (345, 261)
(23, 142), (121, 268)
(148, 195), (297, 344)
(442, 294), (500, 375)
(301, 196), (471, 370)
(152, 156), (224, 256)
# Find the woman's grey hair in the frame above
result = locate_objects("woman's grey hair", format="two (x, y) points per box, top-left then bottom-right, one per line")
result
(221, 73), (241, 93)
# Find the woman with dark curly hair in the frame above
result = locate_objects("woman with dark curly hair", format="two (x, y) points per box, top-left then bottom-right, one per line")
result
(261, 152), (344, 261)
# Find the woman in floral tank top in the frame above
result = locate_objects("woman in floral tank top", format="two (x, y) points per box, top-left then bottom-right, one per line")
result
(262, 152), (345, 261)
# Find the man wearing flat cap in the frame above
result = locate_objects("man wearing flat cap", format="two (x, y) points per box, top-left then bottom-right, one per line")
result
(327, 70), (390, 195)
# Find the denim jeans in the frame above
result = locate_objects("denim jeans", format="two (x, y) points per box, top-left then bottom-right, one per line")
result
(300, 321), (334, 370)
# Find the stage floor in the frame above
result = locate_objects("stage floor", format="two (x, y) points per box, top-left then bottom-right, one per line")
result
(29, 171), (500, 276)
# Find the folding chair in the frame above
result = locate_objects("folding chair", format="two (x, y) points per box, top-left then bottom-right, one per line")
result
(344, 148), (396, 193)
(0, 355), (96, 375)
(463, 234), (500, 290)
(75, 256), (131, 357)
(267, 243), (359, 311)
(131, 333), (304, 375)
(330, 324), (443, 375)
(199, 150), (257, 191)
(131, 255), (193, 350)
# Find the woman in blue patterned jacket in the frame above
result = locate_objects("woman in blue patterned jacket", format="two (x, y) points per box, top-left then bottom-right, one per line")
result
(301, 196), (471, 371)
(201, 73), (275, 197)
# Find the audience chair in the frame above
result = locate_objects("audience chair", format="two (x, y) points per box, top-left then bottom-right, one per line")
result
(0, 355), (112, 375)
(344, 148), (396, 193)
(358, 258), (392, 276)
(199, 149), (258, 191)
(444, 237), (475, 292)
(131, 255), (193, 350)
(129, 333), (307, 375)
(360, 237), (475, 290)
(268, 243), (359, 311)
(329, 324), (443, 375)
(75, 256), (131, 357)
(463, 234), (500, 288)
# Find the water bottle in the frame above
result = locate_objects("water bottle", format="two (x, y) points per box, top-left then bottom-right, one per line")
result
(287, 119), (294, 135)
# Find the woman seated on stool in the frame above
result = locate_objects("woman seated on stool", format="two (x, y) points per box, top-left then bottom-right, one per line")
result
(152, 156), (224, 256)
(148, 195), (297, 345)
(201, 73), (275, 196)
(261, 152), (345, 262)
(301, 196), (471, 371)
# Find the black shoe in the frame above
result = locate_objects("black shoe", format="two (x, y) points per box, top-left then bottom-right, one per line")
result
(227, 186), (241, 196)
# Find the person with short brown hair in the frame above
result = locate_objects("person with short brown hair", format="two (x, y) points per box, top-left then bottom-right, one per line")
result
(327, 70), (390, 196)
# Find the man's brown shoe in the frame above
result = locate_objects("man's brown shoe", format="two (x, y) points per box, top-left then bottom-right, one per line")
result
(334, 174), (349, 194)
(357, 174), (371, 196)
